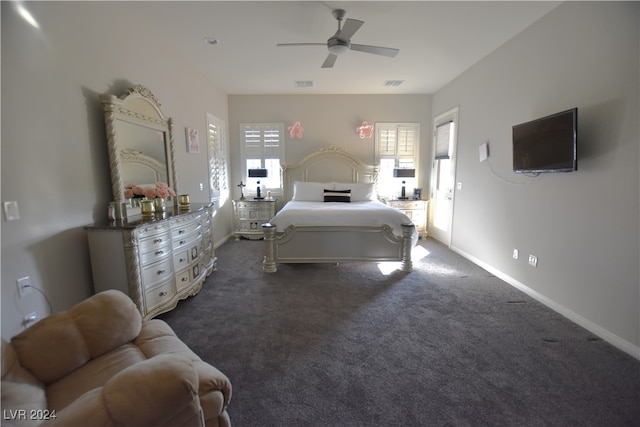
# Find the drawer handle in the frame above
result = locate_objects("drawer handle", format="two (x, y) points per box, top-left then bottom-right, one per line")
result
(179, 258), (186, 263)
(179, 240), (186, 245)
(159, 291), (168, 297)
(154, 238), (163, 244)
(157, 269), (166, 275)
(181, 277), (189, 282)
(155, 250), (164, 255)
(178, 230), (185, 234)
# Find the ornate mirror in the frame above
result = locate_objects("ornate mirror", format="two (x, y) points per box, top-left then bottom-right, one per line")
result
(101, 85), (177, 204)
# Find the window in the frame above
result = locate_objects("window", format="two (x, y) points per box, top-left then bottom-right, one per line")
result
(207, 113), (228, 203)
(375, 123), (420, 199)
(239, 123), (285, 196)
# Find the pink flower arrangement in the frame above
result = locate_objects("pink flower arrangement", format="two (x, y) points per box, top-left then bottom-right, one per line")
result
(124, 182), (176, 199)
(288, 122), (304, 139)
(357, 121), (373, 139)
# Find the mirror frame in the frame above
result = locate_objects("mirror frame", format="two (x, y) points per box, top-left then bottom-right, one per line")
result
(100, 85), (178, 204)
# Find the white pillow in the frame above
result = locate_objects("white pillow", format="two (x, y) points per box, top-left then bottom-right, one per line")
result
(292, 181), (333, 201)
(333, 182), (375, 201)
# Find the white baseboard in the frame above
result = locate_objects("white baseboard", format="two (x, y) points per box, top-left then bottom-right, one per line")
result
(450, 245), (640, 361)
(214, 233), (233, 249)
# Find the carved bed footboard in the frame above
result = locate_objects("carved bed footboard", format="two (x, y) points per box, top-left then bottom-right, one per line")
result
(262, 222), (414, 273)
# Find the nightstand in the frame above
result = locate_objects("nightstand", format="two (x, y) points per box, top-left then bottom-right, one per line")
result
(385, 199), (428, 238)
(232, 199), (276, 240)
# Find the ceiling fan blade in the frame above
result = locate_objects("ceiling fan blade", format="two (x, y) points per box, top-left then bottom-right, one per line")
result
(337, 18), (363, 41)
(321, 53), (337, 68)
(277, 43), (327, 47)
(350, 44), (399, 58)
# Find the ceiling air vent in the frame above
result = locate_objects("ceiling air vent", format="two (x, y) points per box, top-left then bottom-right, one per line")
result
(294, 80), (314, 88)
(383, 80), (404, 87)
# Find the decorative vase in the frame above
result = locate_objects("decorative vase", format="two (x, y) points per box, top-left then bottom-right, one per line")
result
(140, 200), (155, 216)
(153, 197), (166, 212)
(178, 194), (190, 208)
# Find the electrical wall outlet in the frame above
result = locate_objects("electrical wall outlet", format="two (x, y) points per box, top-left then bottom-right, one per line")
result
(16, 276), (32, 297)
(3, 201), (20, 221)
(512, 249), (519, 260)
(528, 255), (538, 267)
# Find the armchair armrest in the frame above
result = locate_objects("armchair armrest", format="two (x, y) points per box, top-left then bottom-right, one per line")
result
(42, 355), (203, 427)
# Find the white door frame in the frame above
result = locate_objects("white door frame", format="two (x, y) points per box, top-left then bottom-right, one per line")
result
(429, 107), (459, 246)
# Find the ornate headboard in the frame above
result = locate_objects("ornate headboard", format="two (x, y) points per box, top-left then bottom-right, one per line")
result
(282, 145), (376, 202)
(120, 148), (167, 186)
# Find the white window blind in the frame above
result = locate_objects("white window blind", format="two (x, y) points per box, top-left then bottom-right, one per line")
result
(435, 121), (453, 160)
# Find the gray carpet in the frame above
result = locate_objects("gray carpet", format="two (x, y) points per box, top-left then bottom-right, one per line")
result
(159, 238), (640, 426)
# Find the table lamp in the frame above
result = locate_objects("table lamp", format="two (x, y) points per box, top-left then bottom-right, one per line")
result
(393, 168), (415, 200)
(248, 168), (268, 200)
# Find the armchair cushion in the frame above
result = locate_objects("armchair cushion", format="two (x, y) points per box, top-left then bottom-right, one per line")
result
(11, 290), (141, 384)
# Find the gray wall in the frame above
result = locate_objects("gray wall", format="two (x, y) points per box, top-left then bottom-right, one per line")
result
(228, 94), (432, 202)
(1, 2), (231, 339)
(432, 2), (639, 354)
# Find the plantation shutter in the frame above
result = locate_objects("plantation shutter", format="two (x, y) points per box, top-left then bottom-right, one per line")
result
(377, 127), (397, 158)
(207, 114), (227, 201)
(240, 124), (283, 160)
(240, 123), (284, 192)
(375, 123), (420, 198)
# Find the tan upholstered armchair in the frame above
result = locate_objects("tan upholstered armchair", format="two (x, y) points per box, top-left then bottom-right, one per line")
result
(1, 290), (232, 427)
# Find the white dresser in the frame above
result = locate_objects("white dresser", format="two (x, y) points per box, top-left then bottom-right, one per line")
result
(85, 203), (216, 319)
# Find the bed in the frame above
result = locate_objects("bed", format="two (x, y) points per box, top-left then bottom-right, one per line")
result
(261, 146), (416, 272)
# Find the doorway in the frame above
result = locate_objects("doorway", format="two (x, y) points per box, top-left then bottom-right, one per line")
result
(429, 107), (459, 245)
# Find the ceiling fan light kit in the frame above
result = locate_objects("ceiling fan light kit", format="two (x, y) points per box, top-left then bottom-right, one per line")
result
(327, 40), (350, 56)
(277, 9), (399, 68)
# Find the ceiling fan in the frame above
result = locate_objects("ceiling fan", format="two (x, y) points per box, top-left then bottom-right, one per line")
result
(277, 9), (400, 68)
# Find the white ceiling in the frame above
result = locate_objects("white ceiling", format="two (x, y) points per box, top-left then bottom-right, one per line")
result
(138, 1), (560, 95)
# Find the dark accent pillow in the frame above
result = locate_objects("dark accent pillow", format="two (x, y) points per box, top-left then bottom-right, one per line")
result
(323, 189), (351, 203)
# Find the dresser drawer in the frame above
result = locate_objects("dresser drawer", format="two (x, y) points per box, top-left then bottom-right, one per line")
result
(171, 214), (202, 238)
(404, 210), (425, 222)
(388, 200), (424, 210)
(136, 222), (171, 239)
(139, 242), (172, 265)
(237, 221), (262, 232)
(138, 232), (171, 253)
(173, 248), (191, 271)
(175, 268), (192, 291)
(173, 229), (202, 251)
(238, 209), (273, 221)
(141, 258), (173, 287)
(176, 262), (202, 292)
(144, 279), (175, 312)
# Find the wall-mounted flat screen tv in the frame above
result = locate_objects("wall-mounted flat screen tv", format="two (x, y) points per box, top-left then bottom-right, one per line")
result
(512, 108), (577, 173)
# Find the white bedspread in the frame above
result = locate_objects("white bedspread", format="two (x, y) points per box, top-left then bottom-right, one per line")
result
(270, 200), (417, 243)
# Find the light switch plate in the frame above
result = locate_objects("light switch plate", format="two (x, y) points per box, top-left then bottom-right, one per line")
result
(479, 142), (489, 162)
(3, 201), (20, 221)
